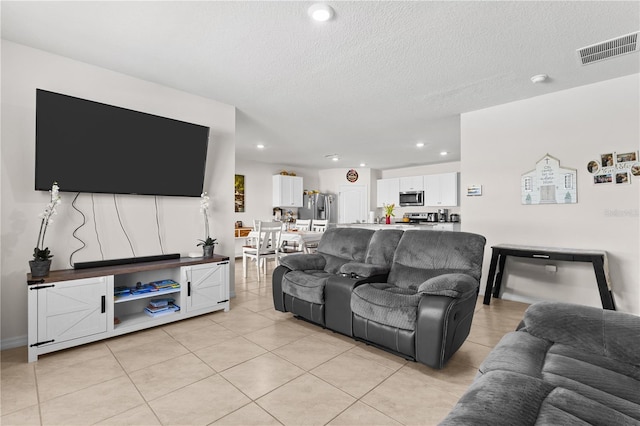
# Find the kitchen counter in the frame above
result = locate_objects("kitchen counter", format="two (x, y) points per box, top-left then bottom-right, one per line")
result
(336, 222), (461, 231)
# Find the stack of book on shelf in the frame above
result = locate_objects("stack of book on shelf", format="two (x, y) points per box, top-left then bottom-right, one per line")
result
(144, 298), (180, 317)
(114, 279), (181, 298)
(149, 279), (180, 291)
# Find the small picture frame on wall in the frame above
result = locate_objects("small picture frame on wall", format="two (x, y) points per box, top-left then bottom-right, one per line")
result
(615, 171), (631, 184)
(466, 185), (482, 196)
(593, 173), (613, 185)
(600, 153), (614, 167)
(631, 163), (640, 177)
(586, 161), (600, 174)
(616, 151), (638, 165)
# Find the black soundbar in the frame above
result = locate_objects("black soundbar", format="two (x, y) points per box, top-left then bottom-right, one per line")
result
(74, 253), (181, 270)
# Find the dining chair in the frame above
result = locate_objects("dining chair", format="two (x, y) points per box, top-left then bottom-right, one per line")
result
(281, 219), (311, 252)
(305, 219), (328, 253)
(311, 219), (328, 232)
(294, 219), (311, 231)
(242, 221), (283, 281)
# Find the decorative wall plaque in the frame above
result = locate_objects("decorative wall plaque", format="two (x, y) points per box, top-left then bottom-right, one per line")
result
(346, 169), (359, 183)
(521, 154), (577, 204)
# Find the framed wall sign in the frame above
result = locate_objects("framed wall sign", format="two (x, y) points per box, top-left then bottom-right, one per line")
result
(521, 154), (577, 204)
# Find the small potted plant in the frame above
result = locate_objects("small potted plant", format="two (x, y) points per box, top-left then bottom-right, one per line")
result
(31, 182), (61, 277)
(197, 192), (217, 256)
(383, 203), (395, 224)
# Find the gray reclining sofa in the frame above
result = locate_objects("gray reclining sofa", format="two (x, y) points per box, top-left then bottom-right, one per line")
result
(272, 227), (486, 368)
(441, 302), (640, 425)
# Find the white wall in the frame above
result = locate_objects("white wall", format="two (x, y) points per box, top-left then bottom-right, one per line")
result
(461, 74), (640, 314)
(319, 167), (375, 223)
(0, 41), (237, 347)
(234, 159), (320, 224)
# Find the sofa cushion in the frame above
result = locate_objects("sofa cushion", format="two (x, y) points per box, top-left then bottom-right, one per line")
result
(317, 228), (374, 273)
(388, 230), (486, 290)
(351, 283), (422, 331)
(364, 229), (404, 265)
(442, 369), (638, 426)
(281, 270), (333, 305)
(521, 301), (640, 366)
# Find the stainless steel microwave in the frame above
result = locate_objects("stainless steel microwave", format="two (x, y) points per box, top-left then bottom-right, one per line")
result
(399, 191), (424, 206)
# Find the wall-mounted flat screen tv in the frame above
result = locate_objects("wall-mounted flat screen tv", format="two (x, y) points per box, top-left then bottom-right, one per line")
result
(35, 89), (210, 197)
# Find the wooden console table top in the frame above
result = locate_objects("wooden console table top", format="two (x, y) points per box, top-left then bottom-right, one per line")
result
(27, 255), (229, 284)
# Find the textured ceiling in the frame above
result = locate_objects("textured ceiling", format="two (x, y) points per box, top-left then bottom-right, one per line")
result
(2, 1), (639, 170)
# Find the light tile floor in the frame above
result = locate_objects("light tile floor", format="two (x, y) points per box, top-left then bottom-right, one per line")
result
(1, 259), (529, 425)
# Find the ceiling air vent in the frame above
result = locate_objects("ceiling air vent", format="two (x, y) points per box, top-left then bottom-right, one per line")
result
(577, 31), (639, 65)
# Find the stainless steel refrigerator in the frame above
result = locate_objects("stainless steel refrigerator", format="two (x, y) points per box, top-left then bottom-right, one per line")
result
(298, 193), (336, 223)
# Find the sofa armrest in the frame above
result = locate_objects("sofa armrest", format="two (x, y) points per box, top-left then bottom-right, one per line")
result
(339, 262), (390, 278)
(272, 265), (289, 312)
(416, 291), (478, 368)
(418, 273), (478, 298)
(279, 254), (326, 271)
(522, 302), (640, 366)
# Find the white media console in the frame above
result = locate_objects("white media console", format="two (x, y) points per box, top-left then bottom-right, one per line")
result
(27, 255), (230, 362)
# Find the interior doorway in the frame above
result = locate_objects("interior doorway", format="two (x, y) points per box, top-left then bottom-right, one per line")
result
(338, 184), (368, 224)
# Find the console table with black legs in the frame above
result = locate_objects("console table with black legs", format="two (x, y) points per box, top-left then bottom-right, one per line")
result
(483, 244), (615, 310)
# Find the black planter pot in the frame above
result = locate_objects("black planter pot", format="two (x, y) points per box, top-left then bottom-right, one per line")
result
(29, 260), (51, 277)
(202, 245), (214, 257)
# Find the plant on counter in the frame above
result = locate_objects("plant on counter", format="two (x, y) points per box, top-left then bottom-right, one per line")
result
(383, 203), (396, 218)
(383, 203), (395, 225)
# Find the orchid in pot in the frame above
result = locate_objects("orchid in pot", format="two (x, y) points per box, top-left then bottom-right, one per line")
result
(383, 203), (395, 224)
(197, 192), (217, 256)
(30, 182), (61, 277)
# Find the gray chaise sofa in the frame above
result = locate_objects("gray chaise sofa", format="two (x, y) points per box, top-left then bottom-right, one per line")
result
(272, 227), (486, 368)
(441, 302), (640, 425)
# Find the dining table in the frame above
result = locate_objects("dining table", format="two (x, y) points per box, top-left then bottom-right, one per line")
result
(246, 229), (324, 253)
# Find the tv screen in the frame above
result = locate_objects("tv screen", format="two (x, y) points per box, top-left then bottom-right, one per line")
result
(35, 89), (210, 197)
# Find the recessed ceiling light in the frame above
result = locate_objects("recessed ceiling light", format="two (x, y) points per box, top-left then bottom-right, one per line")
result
(256, 144), (265, 149)
(440, 151), (448, 156)
(360, 163), (366, 167)
(416, 142), (425, 148)
(308, 4), (334, 22)
(332, 157), (339, 162)
(530, 74), (548, 84)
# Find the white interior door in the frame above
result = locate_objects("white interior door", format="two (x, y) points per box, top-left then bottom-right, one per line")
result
(338, 184), (368, 224)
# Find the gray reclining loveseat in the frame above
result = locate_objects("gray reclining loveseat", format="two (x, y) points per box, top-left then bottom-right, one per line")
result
(272, 227), (486, 368)
(441, 302), (640, 425)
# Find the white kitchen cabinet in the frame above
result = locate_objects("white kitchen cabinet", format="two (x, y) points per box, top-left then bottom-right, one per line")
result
(399, 176), (424, 192)
(376, 178), (399, 207)
(28, 256), (230, 362)
(273, 175), (303, 207)
(424, 172), (458, 207)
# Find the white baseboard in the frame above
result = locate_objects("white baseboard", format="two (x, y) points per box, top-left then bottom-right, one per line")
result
(1, 334), (27, 351)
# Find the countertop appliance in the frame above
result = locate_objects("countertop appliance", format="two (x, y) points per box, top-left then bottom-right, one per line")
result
(438, 208), (449, 222)
(405, 212), (438, 223)
(450, 214), (460, 223)
(399, 191), (424, 207)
